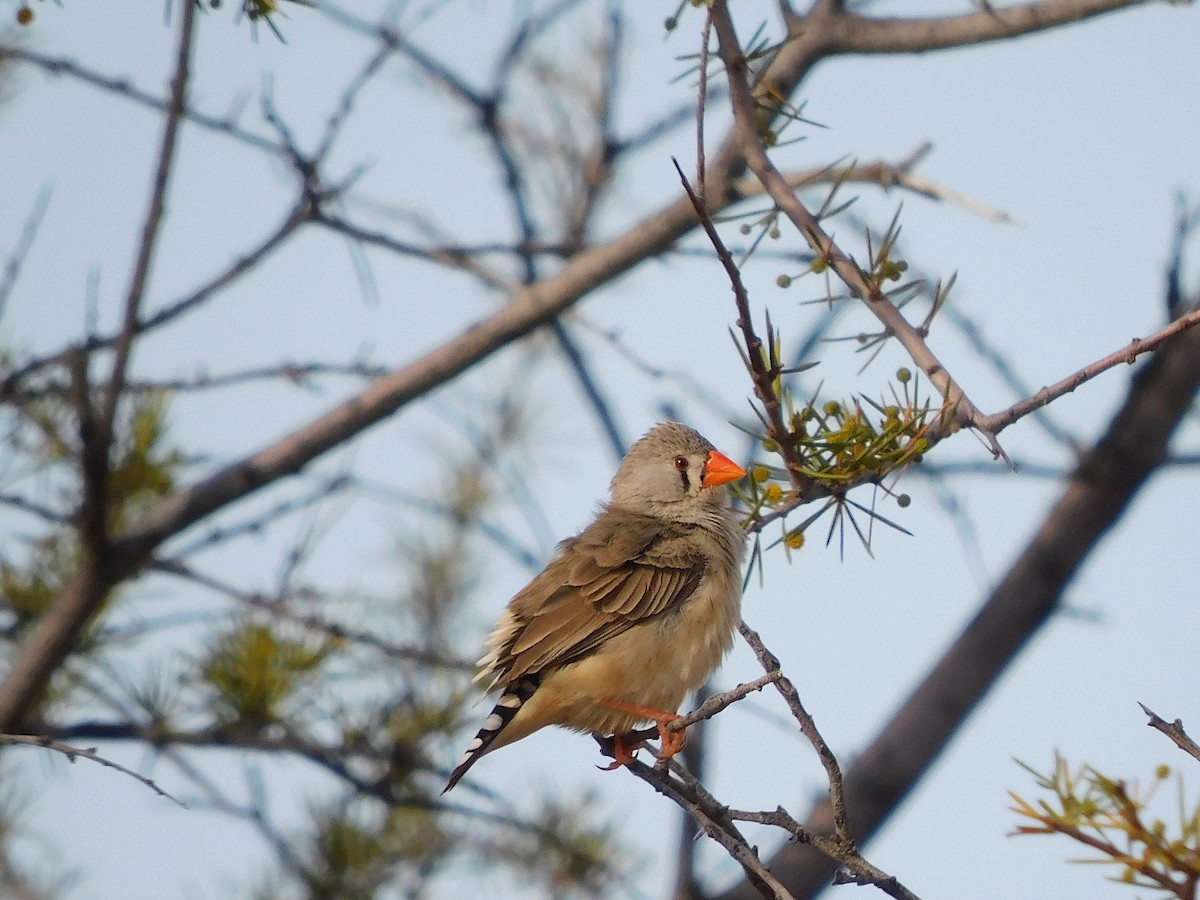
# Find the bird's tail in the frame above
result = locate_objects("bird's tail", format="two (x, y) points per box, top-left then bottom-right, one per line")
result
(443, 675), (539, 793)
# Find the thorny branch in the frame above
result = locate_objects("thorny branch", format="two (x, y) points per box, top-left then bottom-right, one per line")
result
(701, 0), (1200, 533)
(1140, 703), (1200, 765)
(712, 0), (993, 455)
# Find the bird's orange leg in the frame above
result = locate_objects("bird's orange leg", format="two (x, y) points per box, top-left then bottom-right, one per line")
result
(597, 731), (647, 771)
(596, 698), (686, 766)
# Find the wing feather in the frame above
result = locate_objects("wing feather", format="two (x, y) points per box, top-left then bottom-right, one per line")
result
(480, 508), (706, 689)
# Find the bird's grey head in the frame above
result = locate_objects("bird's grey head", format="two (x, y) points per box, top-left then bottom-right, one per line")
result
(609, 422), (745, 523)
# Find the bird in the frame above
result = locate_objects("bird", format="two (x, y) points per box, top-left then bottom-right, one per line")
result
(444, 422), (746, 793)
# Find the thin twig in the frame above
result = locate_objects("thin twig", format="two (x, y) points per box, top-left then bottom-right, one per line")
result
(1139, 703), (1200, 765)
(101, 0), (197, 436)
(0, 733), (186, 807)
(738, 620), (852, 841)
(979, 306), (1200, 436)
(0, 46), (279, 155)
(671, 670), (783, 731)
(0, 187), (52, 319)
(672, 158), (809, 492)
(626, 759), (796, 900)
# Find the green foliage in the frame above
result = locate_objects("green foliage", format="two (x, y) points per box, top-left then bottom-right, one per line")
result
(236, 0), (317, 43)
(294, 801), (451, 900)
(201, 620), (330, 730)
(0, 533), (73, 637)
(736, 367), (936, 552)
(1011, 754), (1200, 897)
(477, 793), (634, 899)
(1, 390), (181, 630)
(106, 390), (184, 530)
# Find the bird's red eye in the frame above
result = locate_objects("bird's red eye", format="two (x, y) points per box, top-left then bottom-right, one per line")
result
(673, 456), (689, 470)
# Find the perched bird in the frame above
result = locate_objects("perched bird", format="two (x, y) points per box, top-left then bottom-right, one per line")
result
(445, 422), (746, 792)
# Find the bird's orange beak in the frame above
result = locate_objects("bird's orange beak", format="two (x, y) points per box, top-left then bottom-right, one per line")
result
(701, 450), (746, 488)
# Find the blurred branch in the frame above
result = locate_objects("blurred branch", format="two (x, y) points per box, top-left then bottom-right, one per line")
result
(0, 45), (279, 154)
(0, 203), (309, 402)
(732, 149), (1020, 226)
(0, 493), (71, 525)
(0, 732), (185, 806)
(0, 187), (51, 320)
(152, 558), (475, 672)
(0, 2), (200, 731)
(816, 0), (1165, 54)
(101, 0), (195, 438)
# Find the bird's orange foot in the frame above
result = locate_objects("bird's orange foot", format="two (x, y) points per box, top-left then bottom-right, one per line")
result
(597, 697), (686, 763)
(597, 731), (647, 771)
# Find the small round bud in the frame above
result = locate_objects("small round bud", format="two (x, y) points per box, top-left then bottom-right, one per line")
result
(896, 494), (911, 508)
(776, 274), (792, 288)
(784, 531), (805, 550)
(764, 484), (783, 502)
(664, 16), (678, 30)
(1156, 764), (1171, 780)
(823, 401), (841, 416)
(896, 367), (912, 384)
(810, 258), (827, 274)
(16, 5), (33, 24)
(750, 465), (770, 483)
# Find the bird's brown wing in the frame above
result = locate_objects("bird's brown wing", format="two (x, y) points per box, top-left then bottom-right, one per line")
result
(489, 510), (706, 685)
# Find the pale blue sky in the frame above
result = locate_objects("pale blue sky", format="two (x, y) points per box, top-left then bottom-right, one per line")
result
(2, 1), (1199, 898)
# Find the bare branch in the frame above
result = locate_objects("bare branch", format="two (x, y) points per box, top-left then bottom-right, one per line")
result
(625, 757), (797, 900)
(0, 733), (185, 807)
(0, 45), (279, 155)
(1140, 703), (1200, 765)
(101, 0), (197, 436)
(738, 621), (851, 841)
(671, 669), (783, 731)
(980, 305), (1200, 435)
(673, 159), (809, 492)
(821, 0), (1166, 55)
(0, 204), (309, 401)
(732, 153), (1020, 226)
(0, 187), (51, 319)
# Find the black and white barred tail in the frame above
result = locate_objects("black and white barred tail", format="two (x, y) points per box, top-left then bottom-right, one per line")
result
(443, 675), (539, 793)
